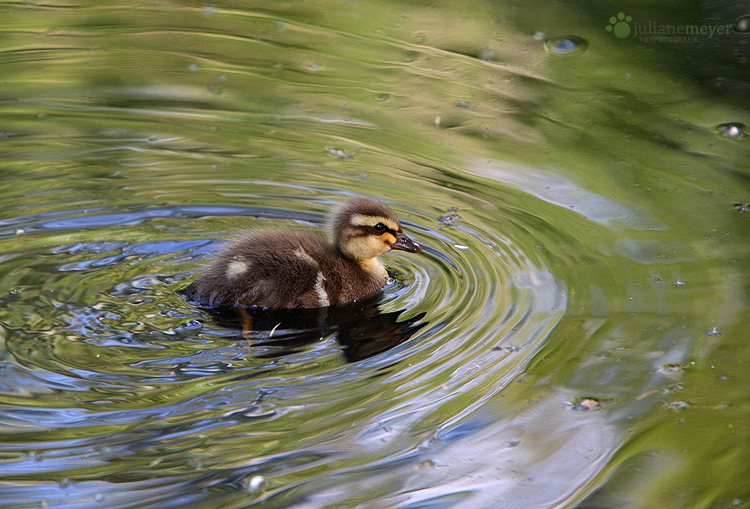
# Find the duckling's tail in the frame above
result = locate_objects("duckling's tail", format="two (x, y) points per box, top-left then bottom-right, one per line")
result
(180, 281), (200, 302)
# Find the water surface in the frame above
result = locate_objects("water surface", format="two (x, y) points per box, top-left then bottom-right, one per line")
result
(1, 1), (748, 508)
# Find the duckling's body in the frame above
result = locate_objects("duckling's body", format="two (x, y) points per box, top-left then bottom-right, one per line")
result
(184, 198), (421, 308)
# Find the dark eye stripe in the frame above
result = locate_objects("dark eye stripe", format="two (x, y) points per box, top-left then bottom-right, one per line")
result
(352, 225), (395, 236)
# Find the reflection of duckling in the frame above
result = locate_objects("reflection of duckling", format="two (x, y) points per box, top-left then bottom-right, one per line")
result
(184, 197), (421, 308)
(202, 293), (427, 362)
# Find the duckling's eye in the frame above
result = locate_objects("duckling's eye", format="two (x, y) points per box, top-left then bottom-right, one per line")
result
(372, 223), (387, 234)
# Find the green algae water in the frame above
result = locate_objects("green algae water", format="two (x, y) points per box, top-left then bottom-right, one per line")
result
(0, 1), (748, 507)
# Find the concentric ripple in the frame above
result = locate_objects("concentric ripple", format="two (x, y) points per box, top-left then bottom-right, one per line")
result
(0, 181), (567, 507)
(3, 1), (748, 507)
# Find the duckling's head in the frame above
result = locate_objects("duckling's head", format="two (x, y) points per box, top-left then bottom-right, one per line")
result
(330, 197), (421, 263)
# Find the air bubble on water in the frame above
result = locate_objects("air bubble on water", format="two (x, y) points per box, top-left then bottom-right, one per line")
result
(716, 122), (747, 141)
(545, 35), (588, 56)
(570, 397), (601, 411)
(665, 400), (691, 411)
(242, 475), (267, 493)
(414, 459), (436, 470)
(658, 363), (684, 376)
(326, 148), (351, 160)
(187, 63), (199, 72)
(734, 16), (750, 32)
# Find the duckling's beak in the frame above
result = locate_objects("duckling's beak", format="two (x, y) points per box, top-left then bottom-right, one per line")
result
(391, 231), (422, 253)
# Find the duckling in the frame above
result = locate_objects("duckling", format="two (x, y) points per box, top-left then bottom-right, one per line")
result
(183, 197), (421, 308)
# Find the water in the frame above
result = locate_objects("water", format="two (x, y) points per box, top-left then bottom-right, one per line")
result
(1, 1), (749, 508)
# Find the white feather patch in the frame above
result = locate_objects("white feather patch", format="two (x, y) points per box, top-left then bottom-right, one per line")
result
(314, 272), (330, 307)
(226, 260), (249, 279)
(294, 247), (319, 268)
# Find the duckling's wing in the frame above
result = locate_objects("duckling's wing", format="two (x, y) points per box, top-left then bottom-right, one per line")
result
(184, 232), (332, 309)
(237, 259), (325, 309)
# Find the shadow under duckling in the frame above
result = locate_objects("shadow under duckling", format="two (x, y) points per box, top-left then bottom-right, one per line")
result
(202, 293), (427, 362)
(183, 197), (422, 309)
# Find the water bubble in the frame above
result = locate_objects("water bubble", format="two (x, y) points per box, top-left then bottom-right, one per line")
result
(187, 63), (199, 72)
(375, 93), (391, 102)
(546, 35), (588, 56)
(716, 122), (747, 141)
(242, 474), (267, 493)
(202, 5), (216, 16)
(217, 74), (228, 83)
(326, 148), (352, 160)
(665, 400), (691, 411)
(480, 49), (495, 61)
(438, 207), (460, 226)
(456, 100), (470, 108)
(658, 363), (684, 375)
(403, 51), (418, 62)
(664, 383), (683, 394)
(705, 327), (724, 336)
(414, 459), (436, 470)
(734, 16), (750, 33)
(533, 30), (545, 41)
(571, 397), (601, 411)
(309, 63), (321, 72)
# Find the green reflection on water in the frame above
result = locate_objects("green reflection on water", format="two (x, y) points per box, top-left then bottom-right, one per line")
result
(0, 0), (748, 507)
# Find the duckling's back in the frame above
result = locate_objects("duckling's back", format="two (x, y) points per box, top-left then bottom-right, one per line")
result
(183, 231), (386, 308)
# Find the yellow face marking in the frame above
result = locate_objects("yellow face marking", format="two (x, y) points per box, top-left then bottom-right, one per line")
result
(383, 232), (397, 246)
(341, 234), (390, 261)
(350, 214), (399, 232)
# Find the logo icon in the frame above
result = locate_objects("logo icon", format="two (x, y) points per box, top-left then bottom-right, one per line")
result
(606, 12), (632, 38)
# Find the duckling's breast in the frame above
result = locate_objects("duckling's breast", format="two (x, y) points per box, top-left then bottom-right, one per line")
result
(318, 255), (387, 307)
